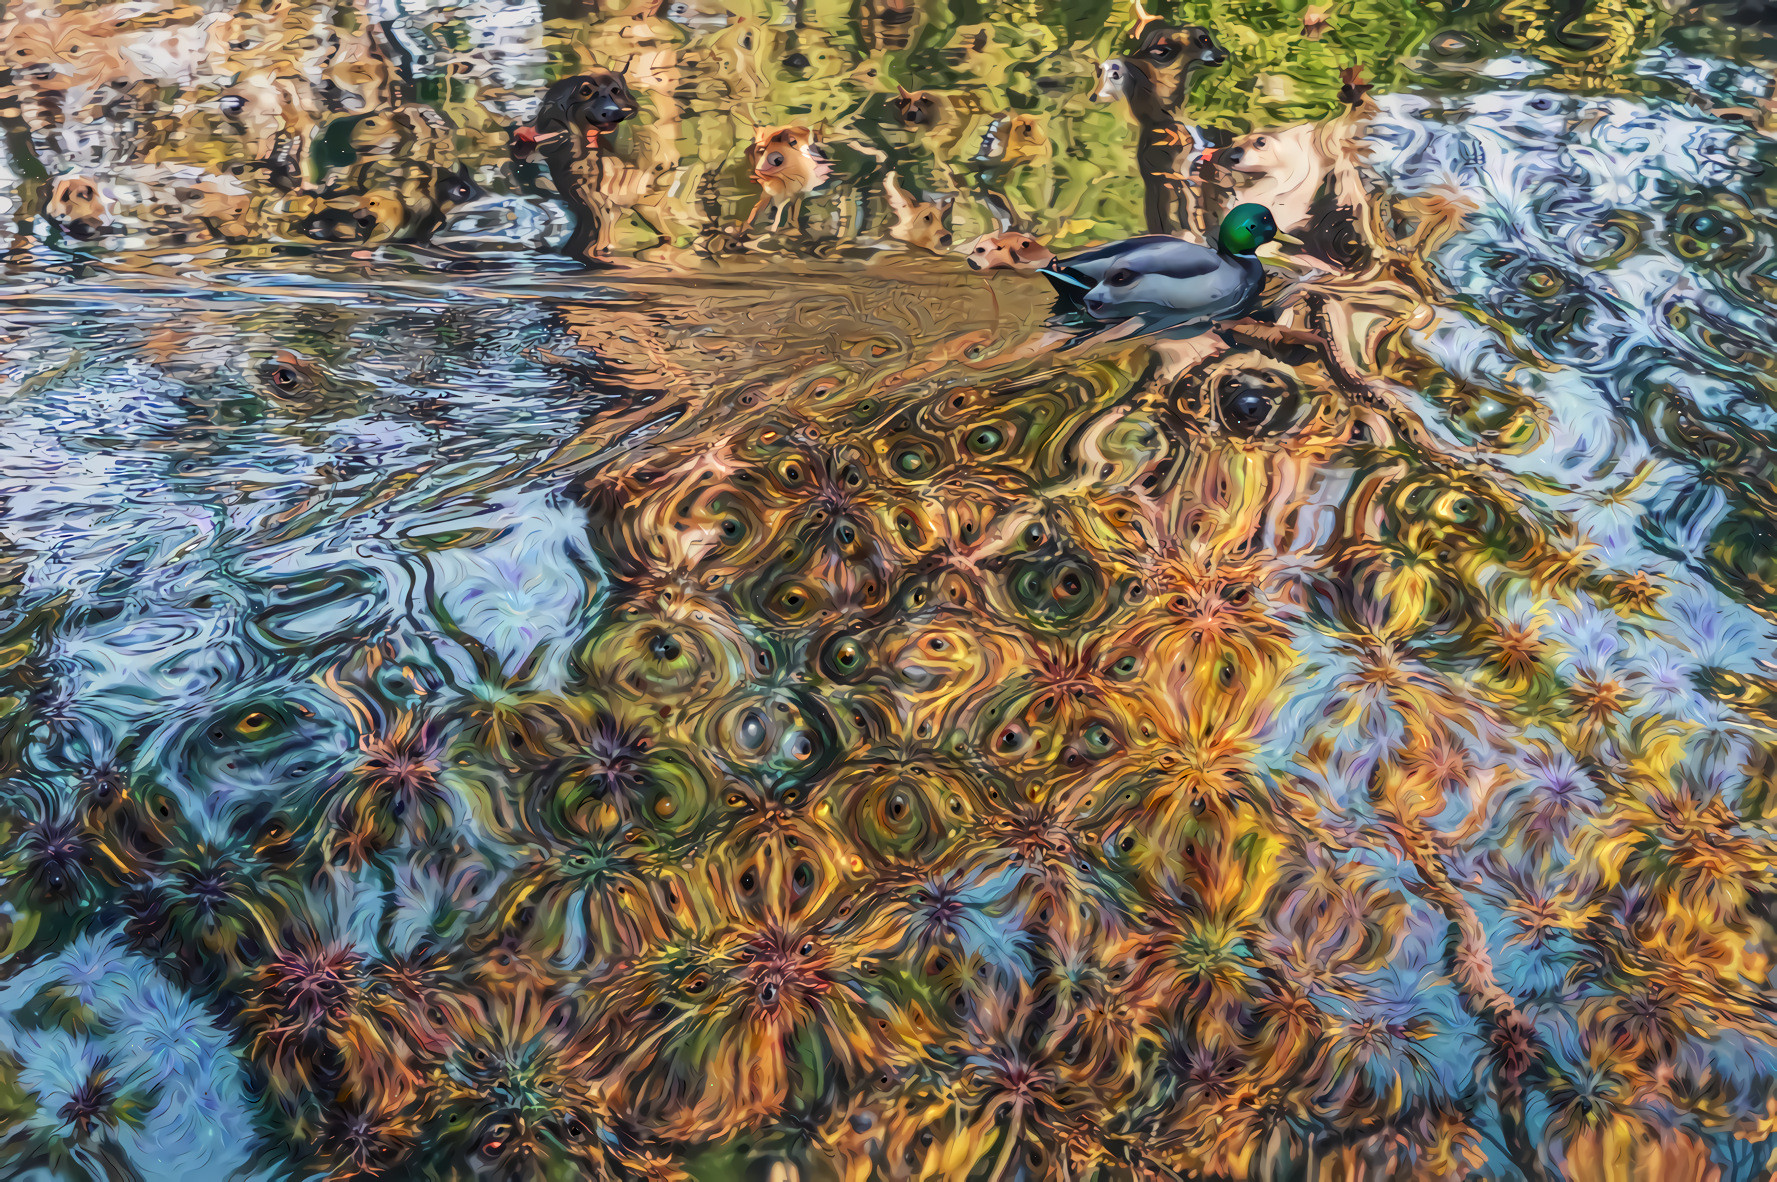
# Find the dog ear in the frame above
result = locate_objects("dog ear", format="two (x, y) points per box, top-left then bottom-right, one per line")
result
(896, 84), (913, 100)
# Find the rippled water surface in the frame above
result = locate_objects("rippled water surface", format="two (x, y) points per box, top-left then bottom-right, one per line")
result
(2, 0), (1777, 1178)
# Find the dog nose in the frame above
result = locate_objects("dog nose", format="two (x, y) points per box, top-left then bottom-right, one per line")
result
(1208, 49), (1227, 64)
(1084, 295), (1106, 315)
(939, 233), (953, 246)
(1222, 147), (1244, 165)
(587, 98), (627, 125)
(907, 109), (927, 124)
(65, 220), (102, 241)
(219, 93), (245, 114)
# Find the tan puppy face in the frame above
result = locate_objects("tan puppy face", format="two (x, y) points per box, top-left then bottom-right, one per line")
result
(47, 176), (110, 240)
(750, 124), (830, 201)
(963, 230), (1054, 272)
(1002, 113), (1048, 160)
(1213, 125), (1316, 177)
(884, 186), (953, 252)
(889, 85), (947, 127)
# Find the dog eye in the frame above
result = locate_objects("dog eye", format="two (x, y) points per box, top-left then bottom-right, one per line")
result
(1108, 269), (1136, 286)
(263, 362), (305, 391)
(1255, 137), (1267, 148)
(579, 83), (594, 96)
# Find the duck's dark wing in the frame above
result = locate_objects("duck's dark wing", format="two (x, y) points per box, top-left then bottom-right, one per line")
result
(1124, 238), (1224, 279)
(1042, 235), (1184, 307)
(1060, 234), (1178, 267)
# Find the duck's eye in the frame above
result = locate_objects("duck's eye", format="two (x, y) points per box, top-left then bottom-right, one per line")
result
(1107, 268), (1136, 286)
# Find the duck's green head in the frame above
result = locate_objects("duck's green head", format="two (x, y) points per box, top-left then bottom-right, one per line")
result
(1217, 203), (1282, 255)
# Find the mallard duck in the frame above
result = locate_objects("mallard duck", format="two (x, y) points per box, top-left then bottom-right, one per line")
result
(1040, 203), (1297, 330)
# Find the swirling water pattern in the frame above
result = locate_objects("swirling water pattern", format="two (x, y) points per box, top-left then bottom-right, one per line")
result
(0, 0), (1776, 1178)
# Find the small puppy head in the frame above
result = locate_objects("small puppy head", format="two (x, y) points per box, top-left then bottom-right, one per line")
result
(1211, 129), (1294, 176)
(885, 176), (953, 252)
(963, 230), (1054, 272)
(432, 167), (483, 212)
(1092, 57), (1132, 103)
(1003, 114), (1049, 162)
(889, 85), (945, 127)
(751, 125), (831, 199)
(47, 176), (110, 240)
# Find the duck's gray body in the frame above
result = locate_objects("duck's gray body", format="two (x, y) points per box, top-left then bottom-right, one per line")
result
(1042, 234), (1266, 329)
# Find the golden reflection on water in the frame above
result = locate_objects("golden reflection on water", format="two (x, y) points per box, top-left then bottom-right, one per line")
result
(1, 0), (1777, 1179)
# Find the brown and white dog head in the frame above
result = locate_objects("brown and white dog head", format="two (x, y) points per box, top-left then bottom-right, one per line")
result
(889, 85), (949, 128)
(47, 176), (111, 241)
(962, 230), (1054, 272)
(883, 171), (953, 251)
(750, 124), (832, 201)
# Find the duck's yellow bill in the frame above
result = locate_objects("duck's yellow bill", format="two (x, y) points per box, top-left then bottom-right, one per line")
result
(1273, 230), (1305, 245)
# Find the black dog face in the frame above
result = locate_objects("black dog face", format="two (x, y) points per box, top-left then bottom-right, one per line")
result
(433, 167), (483, 210)
(1130, 23), (1227, 69)
(516, 70), (638, 159)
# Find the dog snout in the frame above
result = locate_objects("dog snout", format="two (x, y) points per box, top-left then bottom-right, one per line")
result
(1084, 295), (1106, 316)
(63, 219), (104, 241)
(219, 93), (246, 115)
(586, 97), (629, 125)
(938, 232), (953, 247)
(1222, 146), (1244, 166)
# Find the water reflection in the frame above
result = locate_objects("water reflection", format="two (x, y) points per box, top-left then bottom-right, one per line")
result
(2, 0), (1777, 1178)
